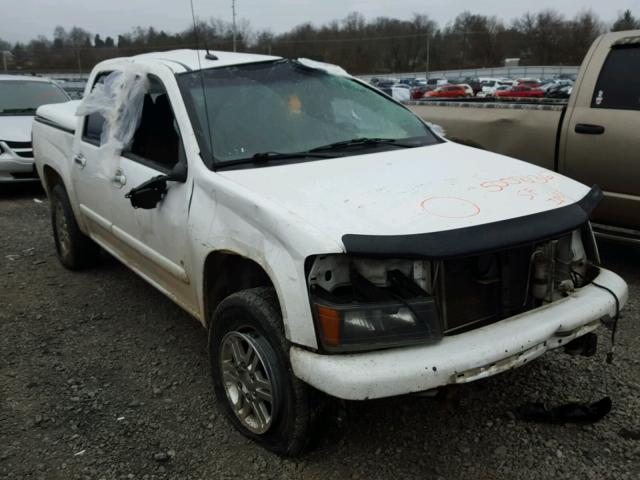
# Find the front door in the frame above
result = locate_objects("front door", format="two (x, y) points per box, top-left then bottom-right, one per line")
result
(108, 76), (197, 315)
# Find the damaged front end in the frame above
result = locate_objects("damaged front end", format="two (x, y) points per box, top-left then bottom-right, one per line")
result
(307, 224), (600, 353)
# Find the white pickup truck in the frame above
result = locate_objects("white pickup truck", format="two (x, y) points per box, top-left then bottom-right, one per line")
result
(32, 50), (628, 455)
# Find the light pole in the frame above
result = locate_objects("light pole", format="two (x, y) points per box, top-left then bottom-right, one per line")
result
(231, 0), (237, 52)
(425, 34), (430, 81)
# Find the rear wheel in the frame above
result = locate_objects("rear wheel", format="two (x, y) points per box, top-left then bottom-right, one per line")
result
(50, 183), (100, 269)
(209, 287), (330, 455)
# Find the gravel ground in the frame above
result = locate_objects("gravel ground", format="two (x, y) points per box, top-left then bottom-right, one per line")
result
(1, 183), (639, 480)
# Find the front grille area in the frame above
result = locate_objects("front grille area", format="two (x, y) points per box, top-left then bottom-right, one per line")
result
(4, 140), (33, 158)
(5, 141), (31, 149)
(439, 244), (535, 334)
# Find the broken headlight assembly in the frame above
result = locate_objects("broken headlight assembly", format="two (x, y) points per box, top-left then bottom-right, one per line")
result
(307, 224), (600, 353)
(307, 256), (443, 352)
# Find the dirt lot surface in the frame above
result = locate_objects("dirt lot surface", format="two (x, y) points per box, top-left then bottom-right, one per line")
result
(1, 184), (639, 480)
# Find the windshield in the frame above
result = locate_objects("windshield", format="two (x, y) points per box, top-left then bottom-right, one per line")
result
(0, 80), (69, 115)
(177, 60), (439, 167)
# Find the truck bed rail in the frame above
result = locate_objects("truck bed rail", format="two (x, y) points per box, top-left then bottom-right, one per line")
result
(405, 98), (567, 112)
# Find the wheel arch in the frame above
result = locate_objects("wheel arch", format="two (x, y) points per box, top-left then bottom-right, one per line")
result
(202, 250), (281, 329)
(42, 164), (65, 195)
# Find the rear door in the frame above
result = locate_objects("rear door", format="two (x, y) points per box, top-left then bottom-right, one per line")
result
(71, 71), (115, 244)
(561, 37), (640, 230)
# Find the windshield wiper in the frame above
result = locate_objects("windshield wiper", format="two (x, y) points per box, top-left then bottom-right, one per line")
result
(252, 151), (335, 162)
(309, 137), (417, 152)
(215, 150), (335, 169)
(214, 139), (419, 169)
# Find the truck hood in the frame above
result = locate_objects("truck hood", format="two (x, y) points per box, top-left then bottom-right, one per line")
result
(0, 116), (34, 142)
(219, 141), (591, 249)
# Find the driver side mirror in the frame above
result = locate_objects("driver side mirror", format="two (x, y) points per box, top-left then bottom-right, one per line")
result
(125, 162), (187, 210)
(168, 161), (187, 183)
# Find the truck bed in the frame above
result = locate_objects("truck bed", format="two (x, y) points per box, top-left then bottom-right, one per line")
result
(35, 100), (80, 134)
(32, 101), (80, 190)
(407, 100), (565, 172)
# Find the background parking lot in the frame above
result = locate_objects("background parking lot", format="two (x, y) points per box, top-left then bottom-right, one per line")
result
(1, 184), (639, 480)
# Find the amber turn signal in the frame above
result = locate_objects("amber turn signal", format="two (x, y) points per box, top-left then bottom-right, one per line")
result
(316, 305), (342, 347)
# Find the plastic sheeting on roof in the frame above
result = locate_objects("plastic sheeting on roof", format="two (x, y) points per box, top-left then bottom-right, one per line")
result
(296, 58), (350, 77)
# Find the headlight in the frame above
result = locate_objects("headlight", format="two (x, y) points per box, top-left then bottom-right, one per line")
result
(313, 297), (441, 352)
(307, 255), (443, 352)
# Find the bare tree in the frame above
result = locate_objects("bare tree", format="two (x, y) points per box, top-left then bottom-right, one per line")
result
(569, 10), (605, 64)
(612, 10), (639, 31)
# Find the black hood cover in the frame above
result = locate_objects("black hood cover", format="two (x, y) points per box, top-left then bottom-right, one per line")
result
(342, 185), (603, 259)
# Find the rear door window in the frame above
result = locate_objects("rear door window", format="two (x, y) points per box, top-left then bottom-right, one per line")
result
(82, 72), (110, 144)
(592, 44), (640, 111)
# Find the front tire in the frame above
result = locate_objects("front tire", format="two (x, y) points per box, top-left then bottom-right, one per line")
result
(209, 287), (329, 455)
(50, 183), (100, 269)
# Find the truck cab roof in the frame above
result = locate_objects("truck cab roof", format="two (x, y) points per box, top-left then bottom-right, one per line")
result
(97, 49), (282, 74)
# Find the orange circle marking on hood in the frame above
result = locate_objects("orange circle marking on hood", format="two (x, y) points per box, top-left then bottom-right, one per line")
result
(420, 196), (481, 218)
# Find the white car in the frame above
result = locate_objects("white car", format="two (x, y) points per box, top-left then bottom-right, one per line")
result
(478, 79), (516, 97)
(391, 84), (411, 101)
(0, 75), (69, 183)
(32, 50), (627, 455)
(455, 83), (474, 96)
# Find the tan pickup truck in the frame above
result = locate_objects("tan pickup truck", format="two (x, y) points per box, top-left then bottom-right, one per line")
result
(409, 30), (640, 243)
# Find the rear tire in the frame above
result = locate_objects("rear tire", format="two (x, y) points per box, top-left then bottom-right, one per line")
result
(209, 287), (331, 456)
(50, 183), (100, 270)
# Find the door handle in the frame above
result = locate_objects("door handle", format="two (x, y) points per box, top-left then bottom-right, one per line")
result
(73, 154), (86, 169)
(113, 169), (127, 188)
(575, 123), (605, 135)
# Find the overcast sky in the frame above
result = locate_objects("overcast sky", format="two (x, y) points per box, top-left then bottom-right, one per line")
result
(3, 0), (639, 43)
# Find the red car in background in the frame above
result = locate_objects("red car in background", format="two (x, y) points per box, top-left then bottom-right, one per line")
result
(495, 85), (545, 98)
(516, 79), (543, 88)
(423, 84), (469, 98)
(410, 85), (429, 99)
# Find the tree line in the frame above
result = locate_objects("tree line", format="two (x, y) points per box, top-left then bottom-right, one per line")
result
(1, 9), (638, 75)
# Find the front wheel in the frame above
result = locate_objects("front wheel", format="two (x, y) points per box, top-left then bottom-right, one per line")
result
(209, 287), (331, 455)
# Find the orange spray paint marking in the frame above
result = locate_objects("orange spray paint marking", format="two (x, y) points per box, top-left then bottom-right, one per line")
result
(517, 187), (538, 200)
(547, 191), (569, 206)
(480, 172), (555, 192)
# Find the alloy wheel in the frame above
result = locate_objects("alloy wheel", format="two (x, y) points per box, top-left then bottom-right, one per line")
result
(219, 330), (276, 434)
(55, 200), (71, 258)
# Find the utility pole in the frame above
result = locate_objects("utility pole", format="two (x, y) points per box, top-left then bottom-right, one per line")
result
(425, 34), (430, 81)
(2, 51), (7, 73)
(231, 0), (237, 52)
